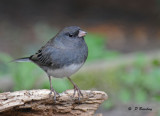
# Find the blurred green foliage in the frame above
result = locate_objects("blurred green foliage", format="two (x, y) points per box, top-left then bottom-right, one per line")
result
(0, 33), (160, 111)
(0, 53), (44, 90)
(85, 33), (119, 61)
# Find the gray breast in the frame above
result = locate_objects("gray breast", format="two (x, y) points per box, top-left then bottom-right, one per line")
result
(50, 39), (88, 69)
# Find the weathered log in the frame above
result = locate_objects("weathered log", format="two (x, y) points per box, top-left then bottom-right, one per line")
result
(0, 89), (107, 116)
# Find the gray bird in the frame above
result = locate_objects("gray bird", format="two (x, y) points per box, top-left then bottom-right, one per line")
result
(14, 26), (88, 100)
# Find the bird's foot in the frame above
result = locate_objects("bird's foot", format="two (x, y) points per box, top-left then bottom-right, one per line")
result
(49, 88), (59, 101)
(73, 85), (83, 100)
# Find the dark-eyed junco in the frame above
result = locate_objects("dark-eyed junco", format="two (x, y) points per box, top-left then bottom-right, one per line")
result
(13, 26), (88, 100)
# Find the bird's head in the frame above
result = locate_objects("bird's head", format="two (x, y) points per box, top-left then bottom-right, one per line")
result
(58, 26), (87, 39)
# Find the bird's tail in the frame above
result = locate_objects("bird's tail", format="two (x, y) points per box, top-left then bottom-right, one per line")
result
(11, 57), (31, 62)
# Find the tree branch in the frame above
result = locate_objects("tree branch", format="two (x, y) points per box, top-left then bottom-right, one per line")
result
(0, 89), (107, 116)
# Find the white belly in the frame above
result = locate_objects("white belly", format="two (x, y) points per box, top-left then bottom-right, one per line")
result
(47, 63), (84, 78)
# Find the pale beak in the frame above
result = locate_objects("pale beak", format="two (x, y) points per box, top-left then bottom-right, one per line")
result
(78, 30), (87, 37)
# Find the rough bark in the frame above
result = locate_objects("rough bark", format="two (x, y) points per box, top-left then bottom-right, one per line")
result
(0, 89), (107, 116)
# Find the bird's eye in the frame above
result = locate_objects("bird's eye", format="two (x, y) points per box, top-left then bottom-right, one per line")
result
(69, 33), (73, 37)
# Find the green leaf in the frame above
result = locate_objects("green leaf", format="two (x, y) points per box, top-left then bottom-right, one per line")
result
(134, 89), (147, 103)
(119, 89), (131, 103)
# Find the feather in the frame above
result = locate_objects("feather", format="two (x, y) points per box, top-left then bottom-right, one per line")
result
(11, 57), (31, 62)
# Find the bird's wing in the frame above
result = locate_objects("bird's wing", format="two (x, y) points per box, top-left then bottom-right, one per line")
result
(30, 45), (55, 66)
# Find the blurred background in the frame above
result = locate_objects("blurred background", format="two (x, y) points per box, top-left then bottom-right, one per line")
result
(0, 0), (160, 116)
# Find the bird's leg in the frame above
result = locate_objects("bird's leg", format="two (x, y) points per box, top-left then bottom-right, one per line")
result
(48, 75), (59, 101)
(67, 77), (83, 100)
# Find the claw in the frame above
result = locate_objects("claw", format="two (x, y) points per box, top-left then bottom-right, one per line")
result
(73, 85), (83, 100)
(49, 88), (59, 101)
